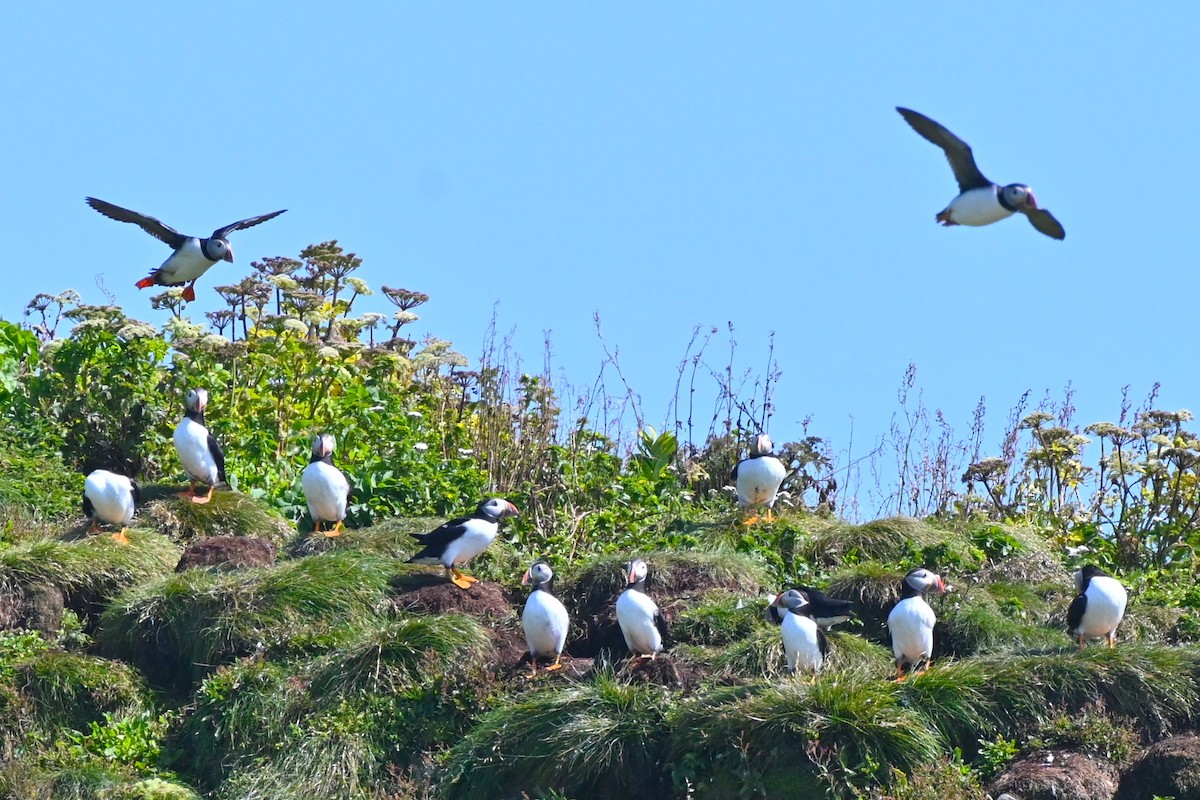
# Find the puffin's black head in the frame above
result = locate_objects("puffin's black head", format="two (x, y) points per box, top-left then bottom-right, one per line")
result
(185, 388), (209, 414)
(901, 568), (948, 597)
(623, 558), (649, 591)
(310, 433), (336, 463)
(522, 559), (555, 591)
(1074, 564), (1110, 593)
(750, 433), (774, 457)
(475, 497), (519, 523)
(1001, 183), (1036, 210)
(776, 588), (811, 615)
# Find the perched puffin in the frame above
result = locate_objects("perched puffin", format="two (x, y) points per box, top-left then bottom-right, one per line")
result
(896, 107), (1065, 240)
(1066, 565), (1127, 649)
(731, 433), (788, 524)
(301, 433), (351, 537)
(82, 470), (139, 545)
(767, 585), (855, 629)
(887, 568), (949, 680)
(520, 560), (570, 675)
(85, 197), (286, 302)
(777, 589), (828, 676)
(615, 558), (669, 660)
(173, 388), (226, 504)
(407, 498), (519, 589)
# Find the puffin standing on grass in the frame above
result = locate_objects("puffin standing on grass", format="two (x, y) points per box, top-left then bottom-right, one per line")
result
(82, 470), (139, 545)
(767, 585), (855, 629)
(1067, 565), (1127, 649)
(776, 589), (828, 676)
(173, 388), (226, 504)
(520, 560), (571, 675)
(85, 197), (287, 302)
(407, 498), (519, 589)
(887, 568), (949, 680)
(615, 558), (669, 661)
(301, 433), (351, 537)
(895, 107), (1066, 240)
(732, 433), (788, 524)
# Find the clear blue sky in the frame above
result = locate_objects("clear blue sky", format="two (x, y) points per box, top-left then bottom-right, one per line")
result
(2, 5), (1196, 511)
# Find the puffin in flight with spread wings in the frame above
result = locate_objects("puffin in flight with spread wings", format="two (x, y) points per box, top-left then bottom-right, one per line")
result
(896, 107), (1065, 240)
(85, 197), (286, 302)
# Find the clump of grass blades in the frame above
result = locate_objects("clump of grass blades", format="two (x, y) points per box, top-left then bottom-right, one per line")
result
(96, 550), (399, 691)
(937, 594), (1067, 657)
(565, 549), (770, 617)
(307, 613), (490, 697)
(437, 670), (677, 799)
(794, 516), (977, 569)
(671, 591), (762, 646)
(670, 675), (942, 796)
(13, 650), (149, 733)
(0, 760), (201, 800)
(708, 626), (891, 681)
(0, 531), (179, 604)
(140, 488), (291, 544)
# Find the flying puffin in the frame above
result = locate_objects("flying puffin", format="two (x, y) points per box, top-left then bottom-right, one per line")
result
(85, 197), (286, 302)
(615, 558), (669, 660)
(82, 470), (139, 545)
(731, 433), (788, 524)
(767, 585), (855, 629)
(301, 433), (352, 537)
(1066, 565), (1127, 649)
(887, 568), (949, 680)
(520, 559), (571, 675)
(776, 589), (828, 676)
(896, 107), (1065, 240)
(173, 388), (226, 504)
(407, 498), (519, 589)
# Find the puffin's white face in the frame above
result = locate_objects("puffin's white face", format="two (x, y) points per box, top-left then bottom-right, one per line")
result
(186, 388), (208, 413)
(751, 433), (774, 457)
(778, 588), (809, 611)
(312, 433), (336, 458)
(481, 497), (519, 519)
(208, 238), (233, 263)
(905, 568), (946, 594)
(1002, 184), (1036, 210)
(523, 560), (554, 586)
(625, 559), (649, 585)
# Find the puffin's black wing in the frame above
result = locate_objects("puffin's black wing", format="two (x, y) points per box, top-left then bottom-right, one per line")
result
(1066, 593), (1087, 633)
(130, 479), (141, 507)
(654, 609), (670, 644)
(409, 515), (472, 551)
(730, 460), (741, 482)
(801, 586), (855, 621)
(85, 197), (189, 249)
(82, 493), (94, 518)
(208, 434), (227, 484)
(896, 107), (992, 192)
(1022, 207), (1066, 240)
(211, 209), (287, 240)
(817, 627), (829, 659)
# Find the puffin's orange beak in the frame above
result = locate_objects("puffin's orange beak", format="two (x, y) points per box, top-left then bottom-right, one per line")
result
(507, 502), (520, 517)
(521, 570), (532, 586)
(223, 247), (235, 263)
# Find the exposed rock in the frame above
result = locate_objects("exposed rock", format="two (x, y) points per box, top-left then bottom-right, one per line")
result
(989, 749), (1117, 800)
(0, 581), (65, 635)
(175, 536), (277, 572)
(1116, 735), (1200, 800)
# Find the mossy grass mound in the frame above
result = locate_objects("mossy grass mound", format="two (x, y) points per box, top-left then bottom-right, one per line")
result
(794, 515), (982, 571)
(0, 430), (84, 527)
(0, 761), (202, 800)
(138, 486), (292, 544)
(437, 668), (677, 799)
(0, 530), (180, 619)
(10, 650), (149, 734)
(671, 590), (764, 647)
(96, 550), (401, 692)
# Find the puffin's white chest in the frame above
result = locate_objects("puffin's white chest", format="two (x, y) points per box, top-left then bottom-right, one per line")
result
(522, 589), (570, 658)
(887, 595), (936, 664)
(440, 519), (498, 566)
(781, 612), (823, 674)
(945, 187), (1014, 227)
(301, 461), (350, 523)
(174, 417), (219, 484)
(159, 239), (217, 283)
(84, 470), (136, 526)
(736, 456), (787, 507)
(1075, 577), (1128, 638)
(616, 589), (663, 655)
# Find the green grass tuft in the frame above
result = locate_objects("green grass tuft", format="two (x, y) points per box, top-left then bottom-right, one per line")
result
(794, 516), (981, 570)
(139, 487), (292, 544)
(438, 669), (677, 799)
(13, 650), (149, 733)
(671, 591), (763, 647)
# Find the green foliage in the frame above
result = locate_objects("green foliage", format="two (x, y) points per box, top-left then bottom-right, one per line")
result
(0, 319), (38, 398)
(14, 651), (149, 733)
(1027, 706), (1139, 765)
(63, 711), (169, 774)
(439, 670), (676, 799)
(0, 427), (84, 526)
(972, 734), (1018, 781)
